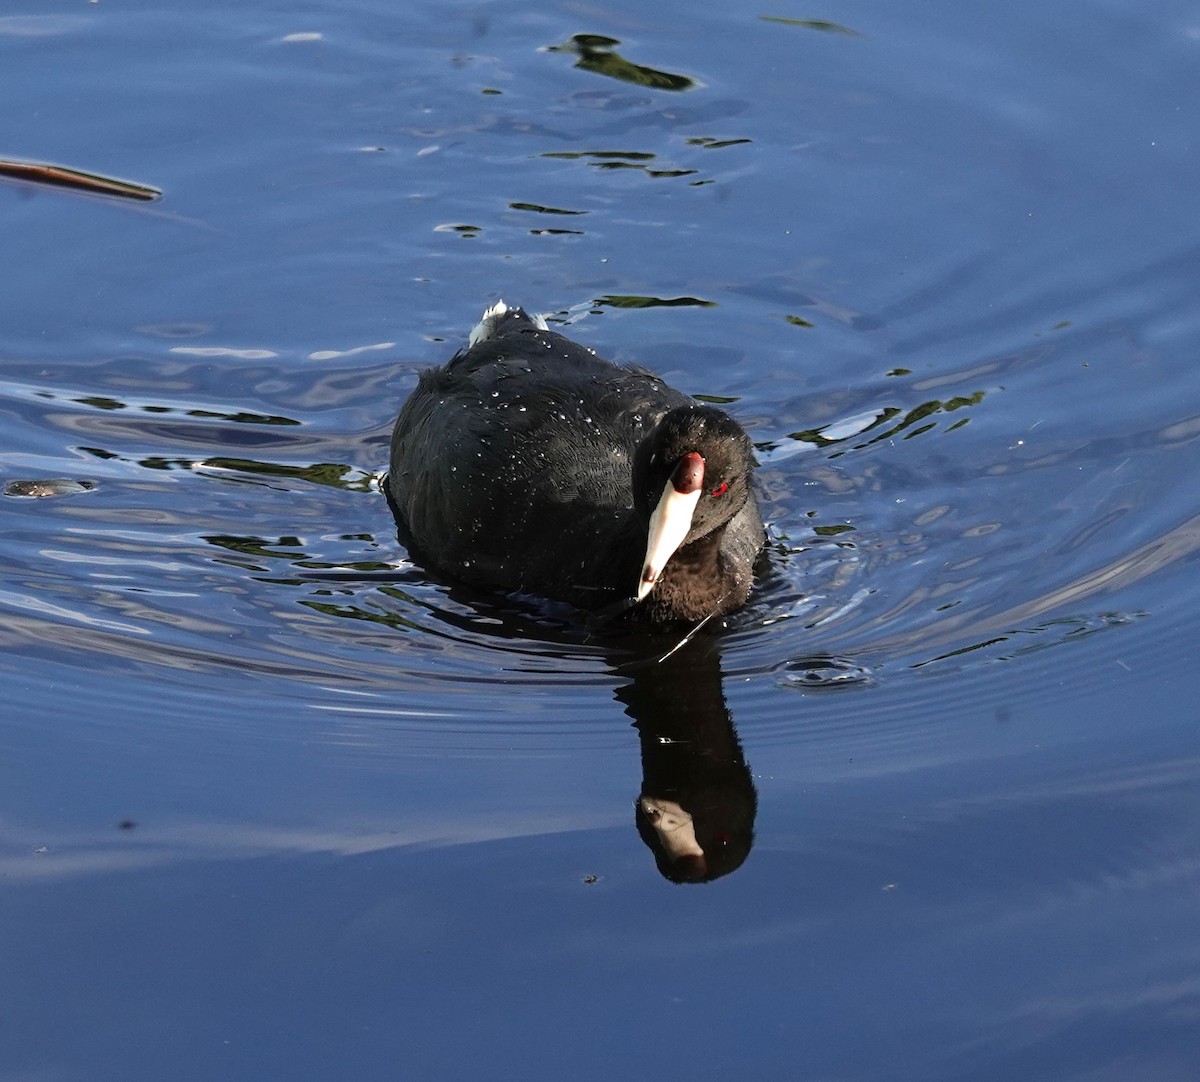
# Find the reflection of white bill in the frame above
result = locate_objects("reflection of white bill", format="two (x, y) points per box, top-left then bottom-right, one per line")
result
(639, 796), (704, 873)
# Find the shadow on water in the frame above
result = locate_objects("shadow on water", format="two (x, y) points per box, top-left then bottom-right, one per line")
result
(614, 634), (756, 883)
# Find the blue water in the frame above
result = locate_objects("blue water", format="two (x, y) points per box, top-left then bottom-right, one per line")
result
(4, 1), (1200, 1078)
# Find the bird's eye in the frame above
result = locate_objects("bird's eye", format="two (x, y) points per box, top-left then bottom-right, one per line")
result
(709, 482), (728, 498)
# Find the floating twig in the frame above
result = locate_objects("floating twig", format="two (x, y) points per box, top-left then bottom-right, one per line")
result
(0, 157), (161, 201)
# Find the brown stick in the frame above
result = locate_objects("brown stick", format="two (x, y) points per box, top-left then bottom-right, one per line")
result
(0, 157), (161, 201)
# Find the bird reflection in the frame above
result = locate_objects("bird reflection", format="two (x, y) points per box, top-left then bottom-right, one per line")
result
(613, 634), (756, 883)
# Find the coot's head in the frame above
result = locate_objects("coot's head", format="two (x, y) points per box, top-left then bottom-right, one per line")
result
(632, 405), (755, 602)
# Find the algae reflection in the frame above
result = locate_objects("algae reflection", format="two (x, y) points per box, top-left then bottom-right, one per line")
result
(546, 34), (698, 92)
(758, 389), (988, 459)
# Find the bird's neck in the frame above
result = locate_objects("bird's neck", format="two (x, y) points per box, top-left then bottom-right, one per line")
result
(641, 524), (745, 624)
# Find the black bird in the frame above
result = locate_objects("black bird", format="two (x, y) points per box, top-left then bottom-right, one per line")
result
(387, 302), (763, 624)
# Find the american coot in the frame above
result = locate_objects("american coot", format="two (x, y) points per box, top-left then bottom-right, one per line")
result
(387, 302), (764, 624)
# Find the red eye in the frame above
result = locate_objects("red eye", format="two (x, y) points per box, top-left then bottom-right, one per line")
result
(709, 482), (728, 498)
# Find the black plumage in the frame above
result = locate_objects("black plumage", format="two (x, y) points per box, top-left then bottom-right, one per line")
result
(387, 303), (763, 624)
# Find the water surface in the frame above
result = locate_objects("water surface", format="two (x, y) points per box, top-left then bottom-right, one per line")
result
(3, 1), (1200, 1078)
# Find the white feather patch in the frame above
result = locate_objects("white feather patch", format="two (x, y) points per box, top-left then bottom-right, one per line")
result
(468, 300), (549, 346)
(468, 300), (510, 346)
